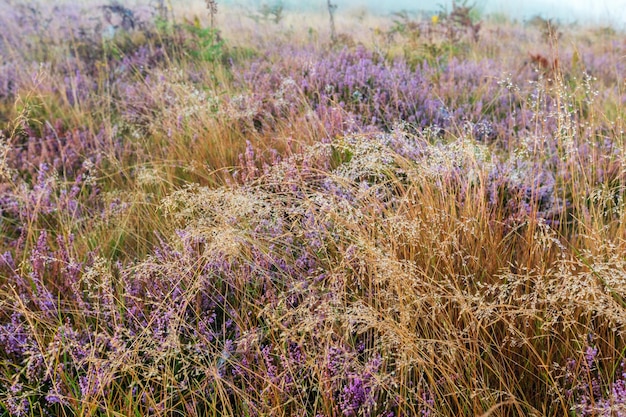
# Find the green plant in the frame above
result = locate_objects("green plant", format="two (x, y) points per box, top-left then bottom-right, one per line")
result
(183, 24), (224, 63)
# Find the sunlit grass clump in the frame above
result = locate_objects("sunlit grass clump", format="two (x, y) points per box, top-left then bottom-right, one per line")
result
(2, 1), (626, 416)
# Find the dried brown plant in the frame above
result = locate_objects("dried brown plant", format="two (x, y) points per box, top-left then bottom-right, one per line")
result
(206, 0), (218, 28)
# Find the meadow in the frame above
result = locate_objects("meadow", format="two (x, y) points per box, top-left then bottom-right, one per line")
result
(1, 0), (626, 415)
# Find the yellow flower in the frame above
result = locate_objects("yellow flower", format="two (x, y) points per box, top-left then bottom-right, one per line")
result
(431, 15), (439, 24)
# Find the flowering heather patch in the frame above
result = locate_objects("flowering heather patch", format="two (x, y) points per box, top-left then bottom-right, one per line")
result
(2, 1), (626, 416)
(561, 343), (626, 417)
(234, 42), (606, 147)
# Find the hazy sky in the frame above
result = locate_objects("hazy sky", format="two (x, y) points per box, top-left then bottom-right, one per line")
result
(484, 0), (626, 25)
(233, 0), (626, 26)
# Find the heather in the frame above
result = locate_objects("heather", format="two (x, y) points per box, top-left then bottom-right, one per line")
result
(2, 1), (626, 416)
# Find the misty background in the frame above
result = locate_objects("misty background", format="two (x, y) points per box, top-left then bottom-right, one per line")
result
(221, 0), (626, 27)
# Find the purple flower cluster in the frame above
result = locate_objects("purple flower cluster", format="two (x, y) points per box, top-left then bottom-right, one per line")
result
(564, 343), (626, 417)
(233, 44), (559, 142)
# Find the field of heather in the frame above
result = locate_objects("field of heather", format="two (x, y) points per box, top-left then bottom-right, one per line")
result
(2, 1), (626, 416)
